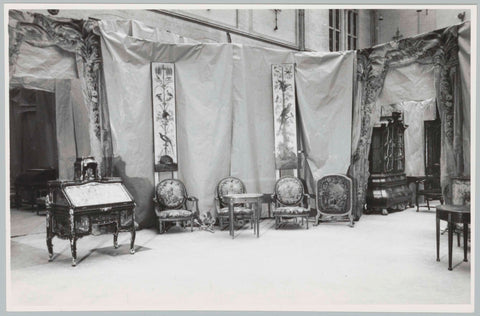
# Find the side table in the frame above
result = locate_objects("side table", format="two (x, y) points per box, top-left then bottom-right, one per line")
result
(436, 204), (470, 270)
(224, 193), (263, 239)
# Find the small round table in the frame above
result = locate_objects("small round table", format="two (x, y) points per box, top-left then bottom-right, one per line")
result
(436, 204), (470, 270)
(224, 193), (263, 239)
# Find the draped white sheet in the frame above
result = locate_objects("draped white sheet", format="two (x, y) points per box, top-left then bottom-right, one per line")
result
(294, 51), (354, 185)
(99, 20), (354, 226)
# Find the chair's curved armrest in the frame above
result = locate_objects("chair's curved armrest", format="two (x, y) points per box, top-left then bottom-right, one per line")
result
(214, 197), (221, 213)
(187, 196), (199, 213)
(304, 193), (315, 200)
(153, 202), (163, 217)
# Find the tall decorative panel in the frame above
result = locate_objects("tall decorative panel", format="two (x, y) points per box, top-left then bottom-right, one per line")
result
(272, 64), (297, 170)
(151, 63), (178, 172)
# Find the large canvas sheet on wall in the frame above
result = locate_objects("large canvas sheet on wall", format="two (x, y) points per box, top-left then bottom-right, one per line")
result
(151, 62), (178, 172)
(272, 63), (297, 170)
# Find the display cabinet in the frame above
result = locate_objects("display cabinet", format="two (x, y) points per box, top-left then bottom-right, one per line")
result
(366, 111), (411, 215)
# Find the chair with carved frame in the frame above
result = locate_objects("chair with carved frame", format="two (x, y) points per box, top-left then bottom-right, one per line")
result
(214, 177), (255, 231)
(315, 174), (354, 227)
(271, 176), (312, 229)
(153, 179), (198, 234)
(416, 175), (444, 212)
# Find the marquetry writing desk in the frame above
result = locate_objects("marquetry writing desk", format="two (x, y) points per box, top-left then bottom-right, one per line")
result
(46, 178), (136, 266)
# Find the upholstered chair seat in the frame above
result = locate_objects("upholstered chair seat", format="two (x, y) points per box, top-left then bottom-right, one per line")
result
(272, 206), (309, 216)
(158, 209), (193, 219)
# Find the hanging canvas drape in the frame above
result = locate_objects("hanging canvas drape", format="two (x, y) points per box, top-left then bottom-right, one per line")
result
(99, 20), (354, 227)
(349, 22), (470, 219)
(9, 10), (113, 177)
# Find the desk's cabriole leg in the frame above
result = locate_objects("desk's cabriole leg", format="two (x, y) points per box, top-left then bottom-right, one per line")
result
(114, 213), (120, 248)
(130, 210), (136, 254)
(46, 209), (53, 261)
(69, 213), (77, 267)
(113, 230), (119, 249)
(69, 209), (77, 267)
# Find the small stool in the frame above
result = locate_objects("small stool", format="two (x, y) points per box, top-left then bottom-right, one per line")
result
(436, 205), (470, 270)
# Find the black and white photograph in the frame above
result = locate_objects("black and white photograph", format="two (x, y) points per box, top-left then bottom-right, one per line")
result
(4, 2), (476, 314)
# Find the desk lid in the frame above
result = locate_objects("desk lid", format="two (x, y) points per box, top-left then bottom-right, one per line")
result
(63, 182), (133, 207)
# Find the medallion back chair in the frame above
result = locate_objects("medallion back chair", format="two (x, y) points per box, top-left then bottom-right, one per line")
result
(271, 176), (312, 229)
(153, 179), (198, 234)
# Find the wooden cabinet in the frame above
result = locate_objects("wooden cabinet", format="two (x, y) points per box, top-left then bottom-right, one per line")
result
(366, 112), (411, 215)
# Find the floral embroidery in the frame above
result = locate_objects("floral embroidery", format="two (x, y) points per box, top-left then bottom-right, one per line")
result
(156, 179), (186, 209)
(275, 176), (304, 205)
(217, 177), (245, 205)
(317, 175), (351, 215)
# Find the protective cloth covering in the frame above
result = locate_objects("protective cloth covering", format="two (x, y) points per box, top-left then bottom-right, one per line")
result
(381, 98), (437, 176)
(55, 79), (92, 180)
(100, 26), (234, 226)
(99, 20), (354, 226)
(295, 51), (354, 190)
(350, 22), (470, 219)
